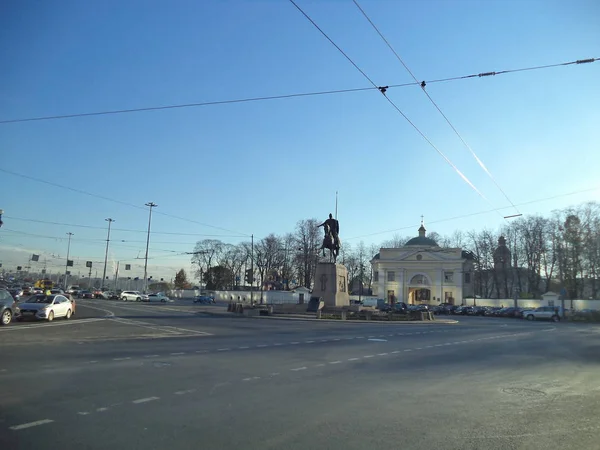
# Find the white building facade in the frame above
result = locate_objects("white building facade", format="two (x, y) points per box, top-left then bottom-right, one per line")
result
(371, 224), (474, 305)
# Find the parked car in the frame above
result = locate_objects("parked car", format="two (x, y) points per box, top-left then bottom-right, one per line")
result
(484, 307), (502, 316)
(522, 306), (563, 322)
(147, 292), (172, 303)
(452, 306), (470, 315)
(0, 289), (20, 325)
(9, 288), (23, 302)
(379, 302), (408, 313)
(32, 288), (43, 295)
(17, 294), (74, 321)
(79, 290), (93, 299)
(121, 291), (146, 302)
(194, 295), (215, 304)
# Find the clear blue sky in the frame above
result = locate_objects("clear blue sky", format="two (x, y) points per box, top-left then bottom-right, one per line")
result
(1, 0), (598, 280)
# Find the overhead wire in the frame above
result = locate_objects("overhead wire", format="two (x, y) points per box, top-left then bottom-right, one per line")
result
(3, 215), (246, 237)
(288, 0), (495, 210)
(352, 0), (520, 215)
(0, 167), (250, 237)
(344, 185), (600, 240)
(0, 60), (594, 125)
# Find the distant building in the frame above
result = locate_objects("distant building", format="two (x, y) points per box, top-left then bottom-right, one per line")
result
(371, 221), (474, 305)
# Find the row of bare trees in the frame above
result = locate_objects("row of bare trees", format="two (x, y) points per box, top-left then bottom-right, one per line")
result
(189, 202), (600, 299)
(189, 219), (376, 292)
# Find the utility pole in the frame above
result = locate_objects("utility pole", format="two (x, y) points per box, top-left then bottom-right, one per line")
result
(143, 202), (157, 294)
(102, 218), (114, 290)
(64, 232), (73, 289)
(250, 234), (254, 305)
(114, 261), (120, 291)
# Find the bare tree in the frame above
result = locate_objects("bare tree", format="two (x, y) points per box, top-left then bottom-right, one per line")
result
(190, 239), (224, 285)
(254, 234), (285, 292)
(293, 219), (321, 288)
(381, 234), (410, 248)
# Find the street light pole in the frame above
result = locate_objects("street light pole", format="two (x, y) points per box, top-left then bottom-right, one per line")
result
(64, 232), (73, 289)
(101, 218), (114, 290)
(250, 234), (254, 305)
(143, 202), (157, 294)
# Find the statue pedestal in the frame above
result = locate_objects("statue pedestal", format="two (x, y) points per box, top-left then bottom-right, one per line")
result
(313, 263), (350, 308)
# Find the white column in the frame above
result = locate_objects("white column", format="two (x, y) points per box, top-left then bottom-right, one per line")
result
(456, 267), (463, 302)
(438, 268), (444, 302)
(379, 268), (385, 299)
(397, 270), (404, 303)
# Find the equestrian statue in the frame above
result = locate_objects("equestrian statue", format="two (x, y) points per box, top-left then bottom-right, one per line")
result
(318, 213), (341, 263)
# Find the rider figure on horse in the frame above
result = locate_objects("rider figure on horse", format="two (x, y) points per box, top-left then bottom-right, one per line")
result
(318, 213), (340, 249)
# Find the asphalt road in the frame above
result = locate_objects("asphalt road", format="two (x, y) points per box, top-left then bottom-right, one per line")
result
(1, 299), (599, 450)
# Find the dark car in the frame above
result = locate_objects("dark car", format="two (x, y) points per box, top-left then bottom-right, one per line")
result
(79, 291), (93, 299)
(1, 289), (20, 325)
(484, 307), (502, 316)
(380, 302), (408, 314)
(194, 295), (215, 304)
(9, 288), (23, 302)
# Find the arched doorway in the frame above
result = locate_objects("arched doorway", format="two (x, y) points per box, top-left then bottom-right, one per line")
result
(408, 274), (432, 304)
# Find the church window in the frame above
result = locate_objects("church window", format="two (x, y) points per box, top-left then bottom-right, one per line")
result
(387, 271), (395, 282)
(373, 271), (379, 282)
(444, 271), (454, 282)
(464, 273), (471, 283)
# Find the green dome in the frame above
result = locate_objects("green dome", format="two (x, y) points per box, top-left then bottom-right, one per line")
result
(405, 236), (438, 247)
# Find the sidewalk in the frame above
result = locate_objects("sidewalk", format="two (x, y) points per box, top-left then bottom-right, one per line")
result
(195, 307), (458, 325)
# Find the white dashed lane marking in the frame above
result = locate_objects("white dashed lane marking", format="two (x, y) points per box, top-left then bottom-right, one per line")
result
(10, 419), (54, 431)
(113, 357), (131, 361)
(291, 367), (307, 371)
(132, 397), (159, 404)
(170, 352), (185, 356)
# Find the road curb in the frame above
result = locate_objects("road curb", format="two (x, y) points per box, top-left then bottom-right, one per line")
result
(196, 310), (458, 325)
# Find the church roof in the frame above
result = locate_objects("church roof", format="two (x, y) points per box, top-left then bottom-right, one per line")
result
(405, 236), (438, 247)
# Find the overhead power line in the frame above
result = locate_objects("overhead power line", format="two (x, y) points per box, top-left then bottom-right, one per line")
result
(3, 215), (246, 238)
(345, 185), (600, 240)
(289, 0), (495, 210)
(352, 0), (520, 216)
(0, 58), (595, 125)
(0, 167), (250, 237)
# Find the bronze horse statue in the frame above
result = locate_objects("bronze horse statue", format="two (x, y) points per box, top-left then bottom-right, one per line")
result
(321, 223), (340, 263)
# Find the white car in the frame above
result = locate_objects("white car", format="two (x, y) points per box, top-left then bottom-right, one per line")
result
(120, 291), (147, 302)
(522, 306), (563, 322)
(17, 294), (73, 321)
(147, 293), (172, 303)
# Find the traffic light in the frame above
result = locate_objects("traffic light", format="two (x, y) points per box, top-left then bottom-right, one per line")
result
(245, 268), (254, 284)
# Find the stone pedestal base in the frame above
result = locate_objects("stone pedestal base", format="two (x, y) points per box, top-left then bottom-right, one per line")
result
(313, 263), (350, 308)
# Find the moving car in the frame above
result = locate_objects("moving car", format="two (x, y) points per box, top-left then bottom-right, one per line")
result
(121, 291), (147, 302)
(79, 290), (93, 299)
(17, 294), (74, 321)
(521, 306), (563, 322)
(147, 292), (172, 303)
(0, 289), (20, 325)
(194, 295), (215, 304)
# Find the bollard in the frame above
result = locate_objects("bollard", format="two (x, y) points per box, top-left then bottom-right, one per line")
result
(316, 310), (322, 319)
(365, 311), (372, 321)
(341, 310), (347, 321)
(388, 312), (393, 321)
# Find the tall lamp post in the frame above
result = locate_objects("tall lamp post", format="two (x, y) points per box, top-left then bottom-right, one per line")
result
(64, 232), (74, 289)
(143, 202), (157, 293)
(101, 218), (114, 290)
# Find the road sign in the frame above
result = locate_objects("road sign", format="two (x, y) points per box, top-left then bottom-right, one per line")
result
(86, 261), (93, 268)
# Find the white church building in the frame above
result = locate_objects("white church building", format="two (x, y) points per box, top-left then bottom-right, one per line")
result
(371, 223), (475, 305)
